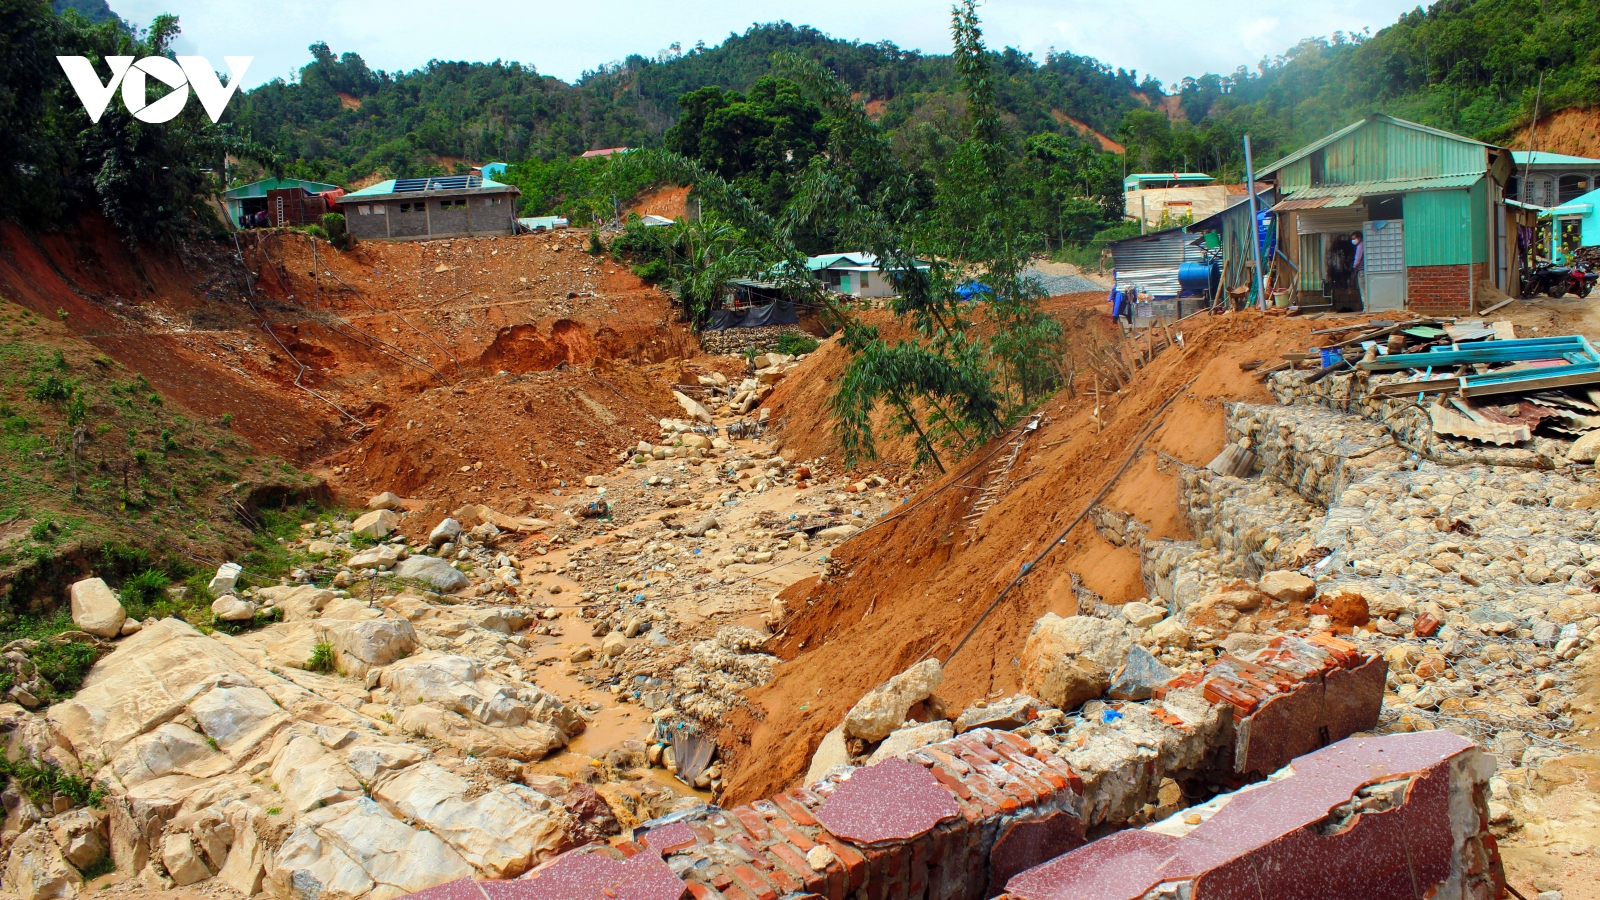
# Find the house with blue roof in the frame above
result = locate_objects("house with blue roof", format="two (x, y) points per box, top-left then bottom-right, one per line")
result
(335, 175), (521, 241)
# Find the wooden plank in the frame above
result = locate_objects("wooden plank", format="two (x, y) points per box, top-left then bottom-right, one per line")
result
(1476, 297), (1516, 316)
(1370, 377), (1463, 397)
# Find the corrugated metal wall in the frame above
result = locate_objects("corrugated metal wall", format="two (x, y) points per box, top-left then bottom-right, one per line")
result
(1111, 231), (1207, 297)
(1299, 233), (1325, 290)
(1278, 120), (1489, 193)
(1403, 186), (1480, 266)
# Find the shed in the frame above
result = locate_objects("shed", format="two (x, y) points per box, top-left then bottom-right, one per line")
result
(1259, 113), (1514, 314)
(518, 216), (569, 233)
(336, 175), (521, 241)
(222, 178), (338, 228)
(1107, 227), (1209, 299)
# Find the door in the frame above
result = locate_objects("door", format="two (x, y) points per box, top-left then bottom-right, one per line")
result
(1362, 219), (1406, 311)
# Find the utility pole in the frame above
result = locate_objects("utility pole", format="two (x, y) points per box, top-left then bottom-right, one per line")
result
(1243, 134), (1266, 307)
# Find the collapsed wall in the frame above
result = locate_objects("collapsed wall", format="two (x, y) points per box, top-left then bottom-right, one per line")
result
(1001, 731), (1502, 900)
(393, 634), (1386, 900)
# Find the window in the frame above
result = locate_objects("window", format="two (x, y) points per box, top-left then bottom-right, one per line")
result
(860, 272), (870, 289)
(1559, 174), (1590, 205)
(1308, 148), (1326, 186)
(373, 204), (385, 215)
(357, 205), (371, 216)
(399, 202), (412, 214)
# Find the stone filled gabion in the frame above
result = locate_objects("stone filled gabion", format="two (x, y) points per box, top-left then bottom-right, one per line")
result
(699, 325), (813, 355)
(671, 626), (777, 722)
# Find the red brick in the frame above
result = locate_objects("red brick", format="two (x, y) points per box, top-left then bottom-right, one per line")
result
(731, 863), (778, 900)
(817, 835), (867, 892)
(773, 792), (820, 827)
(731, 833), (766, 864)
(928, 762), (973, 800)
(767, 841), (826, 894)
(732, 807), (772, 842)
(614, 839), (643, 857)
(767, 815), (817, 852)
(687, 884), (728, 900)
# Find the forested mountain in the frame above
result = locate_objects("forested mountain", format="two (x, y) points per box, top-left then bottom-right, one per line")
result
(232, 0), (1599, 192)
(232, 23), (1150, 186)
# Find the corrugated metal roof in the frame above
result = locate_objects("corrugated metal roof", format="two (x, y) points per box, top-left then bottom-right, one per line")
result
(1109, 229), (1207, 298)
(1278, 173), (1483, 204)
(222, 178), (338, 199)
(1272, 197), (1333, 211)
(1256, 114), (1495, 180)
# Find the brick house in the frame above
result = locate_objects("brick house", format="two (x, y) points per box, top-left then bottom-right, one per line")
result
(335, 175), (520, 241)
(1259, 114), (1518, 314)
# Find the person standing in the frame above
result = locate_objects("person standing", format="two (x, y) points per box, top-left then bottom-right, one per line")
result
(1351, 231), (1365, 309)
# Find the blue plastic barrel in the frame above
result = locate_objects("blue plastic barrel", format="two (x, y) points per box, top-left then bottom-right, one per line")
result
(1178, 260), (1218, 294)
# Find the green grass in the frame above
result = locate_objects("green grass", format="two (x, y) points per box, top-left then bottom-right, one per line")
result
(0, 755), (103, 809)
(775, 333), (819, 356)
(306, 640), (336, 674)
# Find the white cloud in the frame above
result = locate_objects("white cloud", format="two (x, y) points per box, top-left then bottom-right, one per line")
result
(105, 0), (1419, 92)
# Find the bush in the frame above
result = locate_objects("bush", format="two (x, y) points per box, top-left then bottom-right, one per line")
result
(632, 259), (668, 283)
(586, 231), (604, 255)
(306, 640), (337, 673)
(776, 333), (819, 356)
(117, 569), (170, 618)
(322, 213), (353, 250)
(0, 757), (103, 809)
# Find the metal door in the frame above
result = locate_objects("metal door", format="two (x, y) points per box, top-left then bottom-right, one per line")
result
(1362, 219), (1406, 311)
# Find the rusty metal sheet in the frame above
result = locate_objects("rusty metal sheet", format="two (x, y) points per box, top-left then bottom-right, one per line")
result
(1429, 403), (1530, 445)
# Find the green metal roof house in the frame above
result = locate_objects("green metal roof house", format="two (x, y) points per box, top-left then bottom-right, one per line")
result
(1259, 114), (1517, 314)
(222, 178), (338, 226)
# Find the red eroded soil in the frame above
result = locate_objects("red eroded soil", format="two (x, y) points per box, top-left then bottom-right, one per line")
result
(717, 303), (1314, 805)
(628, 185), (692, 221)
(1509, 106), (1600, 160)
(0, 218), (700, 500)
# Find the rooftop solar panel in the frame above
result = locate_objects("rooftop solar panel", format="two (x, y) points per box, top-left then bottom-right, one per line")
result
(390, 175), (484, 194)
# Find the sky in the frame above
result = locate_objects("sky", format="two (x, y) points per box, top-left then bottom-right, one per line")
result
(108, 0), (1424, 92)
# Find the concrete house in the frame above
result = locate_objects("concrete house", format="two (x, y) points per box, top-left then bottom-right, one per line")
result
(1508, 150), (1600, 208)
(222, 178), (338, 228)
(336, 175), (521, 241)
(1260, 114), (1516, 314)
(1122, 173), (1229, 231)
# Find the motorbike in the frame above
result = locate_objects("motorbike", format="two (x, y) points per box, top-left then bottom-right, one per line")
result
(1521, 258), (1579, 298)
(1570, 261), (1598, 299)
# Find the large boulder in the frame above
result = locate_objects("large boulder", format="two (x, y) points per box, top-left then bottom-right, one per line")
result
(1019, 614), (1133, 711)
(348, 545), (403, 570)
(866, 720), (955, 765)
(368, 492), (404, 511)
(1569, 429), (1600, 462)
(257, 585), (334, 621)
(211, 595), (258, 622)
(3, 824), (82, 900)
(371, 763), (570, 878)
(673, 390), (713, 424)
(208, 562), (243, 595)
(267, 797), (474, 900)
(380, 652), (580, 737)
(351, 509), (400, 539)
(804, 725), (849, 787)
(391, 556), (468, 592)
(69, 577), (125, 639)
(323, 617), (417, 678)
(48, 809), (107, 872)
(428, 518), (462, 547)
(162, 832), (211, 886)
(842, 659), (943, 742)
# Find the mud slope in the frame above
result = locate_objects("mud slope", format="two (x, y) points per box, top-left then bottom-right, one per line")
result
(0, 220), (699, 497)
(718, 308), (1322, 804)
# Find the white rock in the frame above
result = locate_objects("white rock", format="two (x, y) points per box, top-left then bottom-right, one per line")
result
(208, 562), (244, 595)
(188, 684), (286, 753)
(1257, 570), (1315, 603)
(348, 545), (403, 570)
(351, 510), (400, 539)
(817, 524), (861, 543)
(866, 720), (955, 765)
(3, 824), (83, 900)
(162, 832), (211, 886)
(210, 596), (257, 622)
(392, 556), (469, 592)
(371, 763), (569, 877)
(256, 585), (334, 621)
(368, 492), (404, 510)
(69, 577), (125, 639)
(429, 518), (462, 547)
(1149, 617), (1192, 649)
(1121, 601), (1166, 628)
(843, 659), (943, 742)
(804, 725), (850, 787)
(267, 798), (473, 900)
(673, 391), (713, 424)
(272, 734), (364, 813)
(1568, 430), (1600, 462)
